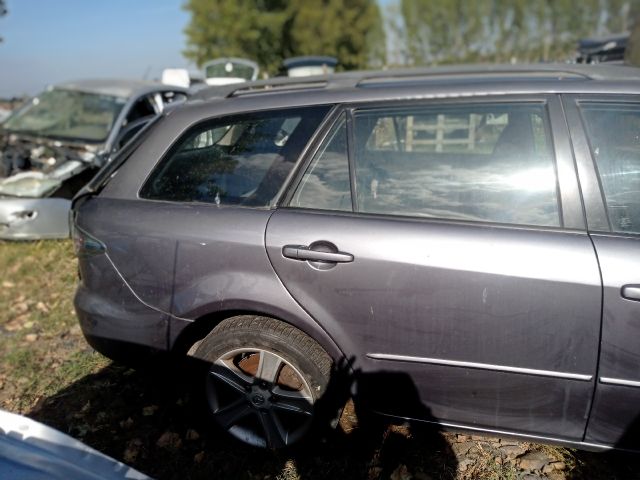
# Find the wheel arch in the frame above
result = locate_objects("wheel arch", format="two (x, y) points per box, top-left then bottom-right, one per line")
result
(169, 305), (346, 362)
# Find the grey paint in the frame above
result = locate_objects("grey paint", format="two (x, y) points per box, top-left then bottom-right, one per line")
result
(366, 353), (593, 381)
(562, 92), (640, 447)
(264, 209), (600, 440)
(584, 235), (640, 445)
(0, 197), (70, 240)
(0, 409), (150, 480)
(74, 228), (169, 350)
(72, 65), (640, 450)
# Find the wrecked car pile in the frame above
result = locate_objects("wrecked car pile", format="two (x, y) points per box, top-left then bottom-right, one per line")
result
(0, 79), (186, 239)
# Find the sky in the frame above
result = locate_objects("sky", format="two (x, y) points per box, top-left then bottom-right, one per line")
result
(0, 0), (191, 98)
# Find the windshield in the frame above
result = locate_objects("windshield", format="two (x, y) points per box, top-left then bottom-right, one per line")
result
(3, 88), (126, 143)
(205, 61), (257, 80)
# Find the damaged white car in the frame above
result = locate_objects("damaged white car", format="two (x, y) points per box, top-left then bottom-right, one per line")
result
(0, 79), (186, 239)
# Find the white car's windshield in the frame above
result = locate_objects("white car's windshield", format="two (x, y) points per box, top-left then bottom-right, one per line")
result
(3, 88), (126, 143)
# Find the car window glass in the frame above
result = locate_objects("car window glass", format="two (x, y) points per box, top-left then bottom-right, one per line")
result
(126, 96), (156, 124)
(291, 114), (351, 211)
(140, 106), (329, 207)
(354, 103), (560, 227)
(580, 102), (640, 234)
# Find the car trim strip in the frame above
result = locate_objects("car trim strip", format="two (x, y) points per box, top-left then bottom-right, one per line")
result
(599, 377), (640, 388)
(374, 411), (612, 451)
(366, 353), (593, 381)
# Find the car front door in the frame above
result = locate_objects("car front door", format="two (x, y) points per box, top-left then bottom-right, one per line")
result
(564, 95), (640, 448)
(265, 97), (602, 441)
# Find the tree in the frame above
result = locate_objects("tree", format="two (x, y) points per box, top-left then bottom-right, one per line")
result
(626, 13), (640, 65)
(183, 0), (289, 74)
(183, 0), (385, 74)
(285, 0), (386, 70)
(400, 0), (639, 66)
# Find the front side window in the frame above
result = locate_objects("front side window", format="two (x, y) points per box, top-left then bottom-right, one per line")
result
(580, 102), (640, 234)
(141, 106), (329, 207)
(353, 103), (561, 227)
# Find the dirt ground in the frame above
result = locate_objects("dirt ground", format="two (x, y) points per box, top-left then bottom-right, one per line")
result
(1, 240), (640, 480)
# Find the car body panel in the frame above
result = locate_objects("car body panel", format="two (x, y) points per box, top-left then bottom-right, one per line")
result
(0, 197), (70, 239)
(265, 209), (601, 439)
(0, 409), (150, 480)
(561, 94), (640, 448)
(74, 197), (177, 314)
(74, 206), (169, 351)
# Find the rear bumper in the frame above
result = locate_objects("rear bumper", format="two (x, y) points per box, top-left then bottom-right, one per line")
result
(74, 252), (170, 365)
(0, 197), (71, 240)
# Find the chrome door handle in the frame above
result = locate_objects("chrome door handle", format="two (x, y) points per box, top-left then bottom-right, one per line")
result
(282, 245), (354, 263)
(622, 285), (640, 301)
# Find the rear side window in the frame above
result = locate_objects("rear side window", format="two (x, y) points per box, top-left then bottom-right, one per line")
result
(580, 102), (640, 234)
(141, 106), (329, 207)
(352, 103), (560, 227)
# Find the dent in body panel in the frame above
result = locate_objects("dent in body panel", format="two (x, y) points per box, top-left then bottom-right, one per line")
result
(77, 197), (178, 313)
(165, 206), (348, 360)
(75, 251), (168, 350)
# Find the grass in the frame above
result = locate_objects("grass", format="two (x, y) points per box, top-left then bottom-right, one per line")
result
(0, 240), (109, 412)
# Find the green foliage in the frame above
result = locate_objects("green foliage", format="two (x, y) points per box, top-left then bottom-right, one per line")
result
(183, 0), (385, 74)
(626, 3), (640, 65)
(400, 0), (640, 65)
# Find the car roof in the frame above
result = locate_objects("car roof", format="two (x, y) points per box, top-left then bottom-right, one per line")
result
(53, 78), (185, 99)
(191, 63), (640, 102)
(174, 63), (640, 123)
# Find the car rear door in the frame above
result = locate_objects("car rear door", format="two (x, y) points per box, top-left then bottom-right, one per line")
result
(101, 105), (331, 331)
(265, 96), (602, 441)
(564, 95), (640, 448)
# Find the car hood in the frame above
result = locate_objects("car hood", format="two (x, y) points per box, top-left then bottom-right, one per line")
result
(0, 132), (104, 198)
(0, 409), (151, 480)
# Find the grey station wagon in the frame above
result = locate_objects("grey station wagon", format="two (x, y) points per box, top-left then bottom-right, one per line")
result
(72, 65), (640, 451)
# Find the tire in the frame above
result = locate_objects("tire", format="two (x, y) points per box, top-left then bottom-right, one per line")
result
(195, 315), (332, 449)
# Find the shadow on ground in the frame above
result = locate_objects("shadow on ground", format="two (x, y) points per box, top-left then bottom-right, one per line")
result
(567, 412), (640, 480)
(26, 355), (640, 480)
(27, 357), (458, 480)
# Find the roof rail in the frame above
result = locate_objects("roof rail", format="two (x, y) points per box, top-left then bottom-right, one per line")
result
(190, 73), (362, 100)
(190, 63), (640, 101)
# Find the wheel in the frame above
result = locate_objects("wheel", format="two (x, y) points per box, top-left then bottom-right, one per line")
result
(195, 315), (332, 448)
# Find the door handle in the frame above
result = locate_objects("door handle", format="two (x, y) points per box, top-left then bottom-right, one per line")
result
(282, 245), (354, 263)
(622, 285), (640, 301)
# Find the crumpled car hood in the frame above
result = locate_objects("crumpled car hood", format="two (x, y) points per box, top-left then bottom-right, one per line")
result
(0, 132), (102, 198)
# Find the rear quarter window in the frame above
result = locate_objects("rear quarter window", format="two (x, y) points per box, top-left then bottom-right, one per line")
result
(140, 106), (330, 207)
